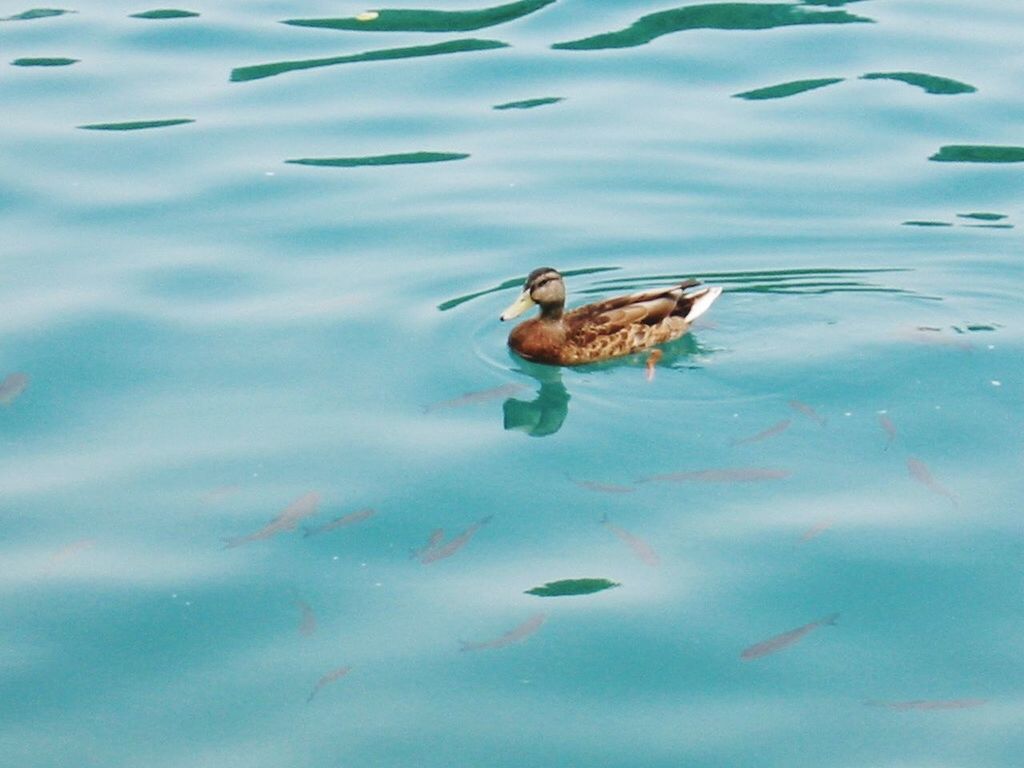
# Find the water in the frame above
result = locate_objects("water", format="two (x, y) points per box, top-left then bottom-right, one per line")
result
(2, 1), (1022, 766)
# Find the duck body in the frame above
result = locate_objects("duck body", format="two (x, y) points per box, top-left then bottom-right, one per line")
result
(501, 268), (722, 366)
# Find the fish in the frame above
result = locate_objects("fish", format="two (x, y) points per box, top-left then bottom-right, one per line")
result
(410, 528), (446, 559)
(798, 519), (835, 543)
(302, 507), (376, 537)
(789, 400), (826, 426)
(731, 418), (792, 446)
(422, 383), (525, 413)
(645, 349), (663, 381)
(601, 515), (659, 566)
(865, 699), (987, 711)
(638, 468), (790, 484)
(306, 665), (351, 703)
(222, 491), (321, 548)
(0, 372), (30, 405)
(878, 413), (897, 450)
(571, 479), (636, 494)
(419, 516), (492, 564)
(741, 613), (838, 661)
(295, 598), (317, 637)
(459, 613), (547, 651)
(906, 457), (958, 507)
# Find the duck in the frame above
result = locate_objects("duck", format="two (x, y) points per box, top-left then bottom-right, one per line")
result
(500, 267), (722, 366)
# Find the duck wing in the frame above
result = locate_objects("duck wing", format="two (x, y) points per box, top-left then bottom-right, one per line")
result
(567, 281), (700, 332)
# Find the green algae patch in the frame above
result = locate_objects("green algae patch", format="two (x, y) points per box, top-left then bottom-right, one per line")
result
(552, 3), (872, 51)
(286, 152), (469, 168)
(283, 0), (555, 33)
(130, 9), (200, 19)
(2, 8), (74, 20)
(734, 77), (843, 100)
(231, 38), (509, 82)
(525, 578), (620, 597)
(78, 118), (195, 131)
(956, 212), (1007, 221)
(11, 57), (79, 66)
(929, 145), (1024, 163)
(493, 96), (564, 110)
(860, 71), (975, 95)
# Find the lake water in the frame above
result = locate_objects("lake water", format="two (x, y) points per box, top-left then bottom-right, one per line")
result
(2, 1), (1022, 766)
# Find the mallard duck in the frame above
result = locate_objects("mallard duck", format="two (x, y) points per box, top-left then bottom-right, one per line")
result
(500, 268), (722, 365)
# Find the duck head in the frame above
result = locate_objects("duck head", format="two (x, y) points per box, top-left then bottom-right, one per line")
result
(500, 267), (565, 321)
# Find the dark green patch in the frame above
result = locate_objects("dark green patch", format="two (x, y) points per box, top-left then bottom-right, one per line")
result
(901, 220), (953, 227)
(282, 0), (555, 32)
(286, 152), (469, 168)
(734, 77), (843, 100)
(956, 212), (1007, 221)
(493, 96), (564, 110)
(231, 38), (509, 82)
(2, 8), (74, 21)
(861, 71), (975, 95)
(525, 578), (620, 597)
(129, 9), (200, 19)
(11, 57), (79, 66)
(77, 118), (195, 131)
(551, 3), (872, 51)
(930, 145), (1024, 163)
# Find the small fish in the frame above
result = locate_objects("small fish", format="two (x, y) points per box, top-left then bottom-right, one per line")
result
(789, 400), (826, 426)
(878, 413), (897, 449)
(420, 516), (492, 564)
(571, 479), (636, 494)
(303, 507), (376, 537)
(459, 613), (547, 651)
(0, 372), (30, 405)
(906, 457), (958, 507)
(306, 665), (351, 703)
(731, 418), (792, 446)
(422, 383), (525, 413)
(645, 349), (663, 381)
(222, 491), (321, 548)
(410, 528), (446, 559)
(798, 519), (835, 543)
(638, 468), (790, 484)
(741, 613), (838, 661)
(295, 598), (317, 637)
(601, 516), (659, 566)
(865, 699), (987, 711)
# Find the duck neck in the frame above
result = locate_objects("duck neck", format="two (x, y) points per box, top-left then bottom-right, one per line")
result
(538, 303), (564, 321)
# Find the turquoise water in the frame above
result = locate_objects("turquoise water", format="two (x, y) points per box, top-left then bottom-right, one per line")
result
(2, 2), (1022, 765)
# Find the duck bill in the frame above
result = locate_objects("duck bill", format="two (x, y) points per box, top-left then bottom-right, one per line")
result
(500, 290), (535, 321)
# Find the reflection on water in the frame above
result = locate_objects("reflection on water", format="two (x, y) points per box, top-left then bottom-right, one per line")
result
(283, 0), (557, 33)
(230, 38), (509, 82)
(929, 145), (1024, 163)
(1, 8), (75, 21)
(286, 152), (470, 168)
(552, 2), (872, 51)
(860, 71), (976, 95)
(11, 57), (79, 66)
(958, 212), (1007, 221)
(76, 118), (195, 131)
(493, 96), (564, 110)
(734, 77), (844, 100)
(129, 9), (200, 20)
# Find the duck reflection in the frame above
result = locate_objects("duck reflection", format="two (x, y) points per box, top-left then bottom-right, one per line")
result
(502, 333), (708, 437)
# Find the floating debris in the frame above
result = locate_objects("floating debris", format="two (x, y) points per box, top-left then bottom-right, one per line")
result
(860, 71), (976, 95)
(78, 118), (195, 131)
(307, 665), (351, 703)
(789, 399), (826, 426)
(460, 612), (547, 651)
(741, 613), (838, 660)
(0, 372), (30, 405)
(929, 145), (1024, 163)
(638, 467), (790, 483)
(287, 152), (470, 168)
(525, 578), (620, 597)
(11, 57), (79, 66)
(734, 77), (843, 100)
(493, 96), (564, 110)
(423, 382), (525, 413)
(906, 457), (958, 507)
(223, 491), (321, 548)
(303, 507), (376, 537)
(231, 38), (509, 82)
(129, 9), (200, 19)
(418, 516), (492, 564)
(283, 0), (556, 33)
(865, 699), (987, 711)
(731, 418), (791, 446)
(601, 516), (659, 566)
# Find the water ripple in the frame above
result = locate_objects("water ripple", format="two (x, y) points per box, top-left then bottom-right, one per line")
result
(282, 0), (557, 33)
(285, 152), (470, 168)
